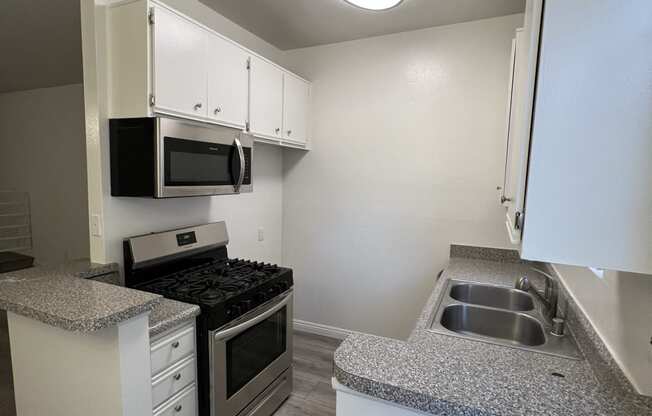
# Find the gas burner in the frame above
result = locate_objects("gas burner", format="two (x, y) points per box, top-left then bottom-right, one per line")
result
(135, 258), (288, 308)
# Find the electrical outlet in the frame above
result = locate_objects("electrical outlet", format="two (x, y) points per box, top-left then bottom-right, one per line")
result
(91, 214), (103, 237)
(257, 227), (264, 242)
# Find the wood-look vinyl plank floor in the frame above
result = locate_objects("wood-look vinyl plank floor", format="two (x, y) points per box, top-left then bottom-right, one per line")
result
(275, 332), (341, 416)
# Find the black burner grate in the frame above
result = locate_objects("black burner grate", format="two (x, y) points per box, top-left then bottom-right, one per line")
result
(136, 258), (283, 307)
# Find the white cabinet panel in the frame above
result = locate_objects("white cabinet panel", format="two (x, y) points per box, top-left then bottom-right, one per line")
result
(154, 385), (197, 416)
(503, 0), (543, 245)
(152, 358), (196, 409)
(249, 56), (284, 139)
(283, 74), (310, 144)
(109, 0), (311, 149)
(152, 5), (207, 117)
(521, 0), (652, 273)
(206, 33), (249, 128)
(150, 324), (195, 377)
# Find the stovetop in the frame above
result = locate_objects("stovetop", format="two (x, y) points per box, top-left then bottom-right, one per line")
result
(135, 258), (290, 308)
(124, 222), (293, 329)
(131, 256), (293, 330)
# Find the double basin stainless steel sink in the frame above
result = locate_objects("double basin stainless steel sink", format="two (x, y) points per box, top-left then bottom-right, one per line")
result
(428, 279), (581, 359)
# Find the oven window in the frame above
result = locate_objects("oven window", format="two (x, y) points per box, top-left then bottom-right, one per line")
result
(226, 307), (287, 398)
(164, 137), (234, 186)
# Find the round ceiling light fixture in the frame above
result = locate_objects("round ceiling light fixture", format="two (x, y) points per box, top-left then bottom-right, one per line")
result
(344, 0), (404, 11)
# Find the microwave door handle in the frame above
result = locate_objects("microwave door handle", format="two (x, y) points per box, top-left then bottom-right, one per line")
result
(233, 137), (245, 193)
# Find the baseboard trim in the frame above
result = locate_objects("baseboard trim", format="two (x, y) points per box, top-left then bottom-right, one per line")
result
(293, 319), (357, 340)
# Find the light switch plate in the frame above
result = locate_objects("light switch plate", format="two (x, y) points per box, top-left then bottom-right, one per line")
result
(91, 214), (103, 237)
(257, 227), (264, 242)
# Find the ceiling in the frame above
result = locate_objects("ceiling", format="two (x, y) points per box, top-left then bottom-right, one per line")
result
(0, 0), (83, 93)
(199, 0), (526, 50)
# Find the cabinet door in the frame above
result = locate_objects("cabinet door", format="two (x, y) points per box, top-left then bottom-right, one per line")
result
(152, 5), (207, 118)
(521, 0), (652, 274)
(500, 36), (517, 208)
(249, 56), (283, 139)
(206, 33), (249, 129)
(503, 0), (543, 244)
(282, 74), (310, 144)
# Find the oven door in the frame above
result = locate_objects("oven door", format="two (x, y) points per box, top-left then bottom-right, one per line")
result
(155, 118), (253, 198)
(210, 291), (293, 416)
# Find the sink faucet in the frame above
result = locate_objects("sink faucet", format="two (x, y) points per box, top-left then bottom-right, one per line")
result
(516, 268), (565, 335)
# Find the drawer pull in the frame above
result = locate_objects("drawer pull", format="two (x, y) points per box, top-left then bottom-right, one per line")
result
(174, 404), (183, 412)
(171, 341), (180, 349)
(173, 373), (182, 381)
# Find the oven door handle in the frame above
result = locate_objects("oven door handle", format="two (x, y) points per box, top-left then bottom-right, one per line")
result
(233, 136), (245, 193)
(214, 292), (292, 341)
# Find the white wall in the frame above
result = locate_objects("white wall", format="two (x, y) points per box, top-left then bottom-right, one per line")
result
(281, 14), (523, 339)
(553, 265), (652, 395)
(0, 84), (89, 266)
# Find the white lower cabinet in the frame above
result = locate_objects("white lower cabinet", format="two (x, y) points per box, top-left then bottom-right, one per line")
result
(152, 357), (197, 409)
(151, 324), (196, 376)
(154, 385), (197, 416)
(151, 321), (198, 416)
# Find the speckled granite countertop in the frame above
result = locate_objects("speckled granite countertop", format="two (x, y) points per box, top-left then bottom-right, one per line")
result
(334, 246), (652, 415)
(0, 264), (161, 332)
(149, 298), (200, 338)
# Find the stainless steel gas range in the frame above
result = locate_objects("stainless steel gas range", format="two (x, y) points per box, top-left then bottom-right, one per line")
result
(124, 222), (293, 416)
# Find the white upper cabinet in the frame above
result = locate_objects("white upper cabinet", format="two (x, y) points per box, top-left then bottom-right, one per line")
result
(248, 56), (284, 140)
(151, 4), (207, 118)
(282, 74), (310, 144)
(206, 33), (249, 129)
(501, 0), (543, 245)
(108, 0), (311, 149)
(519, 0), (652, 274)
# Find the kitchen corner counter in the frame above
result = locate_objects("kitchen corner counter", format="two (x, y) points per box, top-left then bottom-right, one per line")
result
(0, 265), (161, 332)
(149, 298), (200, 337)
(333, 246), (652, 416)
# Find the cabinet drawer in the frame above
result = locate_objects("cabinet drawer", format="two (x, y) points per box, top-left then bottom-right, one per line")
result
(152, 358), (196, 409)
(154, 384), (197, 416)
(151, 325), (195, 377)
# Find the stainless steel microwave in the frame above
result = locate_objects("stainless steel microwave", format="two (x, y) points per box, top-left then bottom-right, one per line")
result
(109, 117), (253, 198)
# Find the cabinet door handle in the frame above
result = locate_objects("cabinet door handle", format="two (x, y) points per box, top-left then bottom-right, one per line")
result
(174, 404), (183, 412)
(214, 106), (222, 114)
(171, 341), (180, 349)
(194, 103), (203, 111)
(173, 373), (182, 381)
